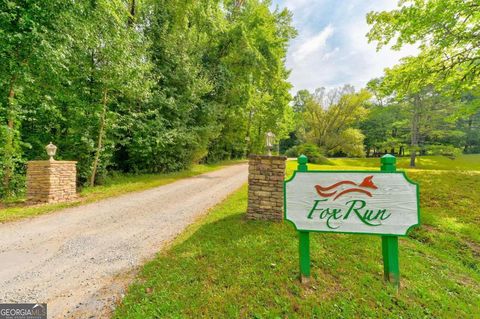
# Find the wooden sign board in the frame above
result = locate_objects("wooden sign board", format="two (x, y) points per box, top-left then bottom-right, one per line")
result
(285, 171), (419, 236)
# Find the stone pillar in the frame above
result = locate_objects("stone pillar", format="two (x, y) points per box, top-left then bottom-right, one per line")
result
(247, 155), (287, 221)
(27, 160), (77, 204)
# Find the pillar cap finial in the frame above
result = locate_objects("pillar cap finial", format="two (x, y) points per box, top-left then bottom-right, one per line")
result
(45, 142), (57, 161)
(298, 154), (308, 165)
(381, 154), (396, 164)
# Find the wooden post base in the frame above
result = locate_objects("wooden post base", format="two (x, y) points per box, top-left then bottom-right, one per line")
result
(300, 274), (310, 284)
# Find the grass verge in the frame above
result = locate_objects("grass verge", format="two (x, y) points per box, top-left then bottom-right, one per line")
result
(114, 158), (480, 318)
(326, 154), (480, 171)
(0, 160), (244, 223)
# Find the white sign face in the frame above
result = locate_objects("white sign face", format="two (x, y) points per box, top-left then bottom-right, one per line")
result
(285, 171), (419, 236)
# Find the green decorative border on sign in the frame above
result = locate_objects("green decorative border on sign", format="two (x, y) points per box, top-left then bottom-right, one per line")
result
(283, 169), (421, 237)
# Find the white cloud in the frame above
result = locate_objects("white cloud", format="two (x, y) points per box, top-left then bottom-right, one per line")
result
(340, 19), (418, 89)
(293, 25), (334, 62)
(273, 0), (419, 92)
(282, 0), (312, 10)
(320, 47), (339, 61)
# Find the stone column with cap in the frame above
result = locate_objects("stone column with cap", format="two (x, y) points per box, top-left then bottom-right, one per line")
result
(247, 154), (286, 221)
(26, 143), (77, 204)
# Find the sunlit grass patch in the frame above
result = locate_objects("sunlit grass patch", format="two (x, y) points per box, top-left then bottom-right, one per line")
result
(324, 154), (480, 171)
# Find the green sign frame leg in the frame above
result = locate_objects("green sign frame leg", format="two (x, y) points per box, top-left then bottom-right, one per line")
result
(299, 231), (310, 283)
(297, 155), (310, 283)
(380, 154), (400, 288)
(382, 235), (400, 287)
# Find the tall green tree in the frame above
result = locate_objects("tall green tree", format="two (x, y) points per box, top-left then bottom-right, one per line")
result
(293, 86), (370, 157)
(367, 0), (480, 112)
(359, 102), (408, 157)
(366, 78), (468, 165)
(42, 0), (152, 185)
(123, 0), (221, 173)
(0, 0), (73, 197)
(205, 0), (296, 159)
(0, 0), (297, 199)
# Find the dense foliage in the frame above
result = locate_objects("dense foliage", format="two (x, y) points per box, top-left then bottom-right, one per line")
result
(367, 0), (479, 100)
(365, 0), (480, 166)
(0, 0), (295, 198)
(284, 143), (331, 165)
(286, 86), (370, 157)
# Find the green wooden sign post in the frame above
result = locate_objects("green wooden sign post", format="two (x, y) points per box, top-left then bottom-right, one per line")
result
(288, 154), (419, 287)
(380, 154), (400, 287)
(297, 155), (311, 282)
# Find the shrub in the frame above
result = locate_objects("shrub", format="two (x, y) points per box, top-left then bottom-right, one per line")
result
(284, 146), (299, 158)
(285, 143), (332, 165)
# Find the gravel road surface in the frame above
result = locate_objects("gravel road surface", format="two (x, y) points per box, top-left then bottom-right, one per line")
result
(0, 163), (247, 318)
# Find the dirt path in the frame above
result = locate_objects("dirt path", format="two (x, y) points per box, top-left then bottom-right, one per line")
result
(0, 164), (248, 318)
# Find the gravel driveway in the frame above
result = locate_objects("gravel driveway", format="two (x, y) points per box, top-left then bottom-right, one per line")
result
(0, 163), (247, 318)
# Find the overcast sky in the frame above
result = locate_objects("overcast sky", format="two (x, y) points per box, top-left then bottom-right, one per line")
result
(271, 0), (417, 93)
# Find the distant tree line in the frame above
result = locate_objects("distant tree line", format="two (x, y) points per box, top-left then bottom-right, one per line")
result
(283, 85), (479, 166)
(0, 0), (296, 198)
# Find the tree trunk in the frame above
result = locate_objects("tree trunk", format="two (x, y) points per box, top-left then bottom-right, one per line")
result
(127, 0), (136, 26)
(235, 0), (245, 7)
(3, 75), (17, 197)
(410, 96), (420, 168)
(89, 89), (108, 187)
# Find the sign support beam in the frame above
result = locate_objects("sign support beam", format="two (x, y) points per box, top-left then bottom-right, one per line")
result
(297, 155), (310, 282)
(382, 235), (400, 285)
(380, 154), (400, 288)
(299, 231), (310, 282)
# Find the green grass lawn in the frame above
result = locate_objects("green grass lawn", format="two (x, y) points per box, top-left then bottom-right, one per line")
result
(0, 160), (244, 223)
(327, 154), (480, 171)
(114, 156), (480, 318)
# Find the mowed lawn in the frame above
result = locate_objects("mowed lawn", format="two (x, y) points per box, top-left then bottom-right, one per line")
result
(114, 155), (480, 318)
(328, 154), (480, 171)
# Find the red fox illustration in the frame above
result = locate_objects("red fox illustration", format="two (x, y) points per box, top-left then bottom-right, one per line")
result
(315, 175), (378, 201)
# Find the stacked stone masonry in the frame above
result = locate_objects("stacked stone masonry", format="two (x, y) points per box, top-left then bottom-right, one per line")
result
(247, 155), (287, 221)
(27, 160), (77, 204)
